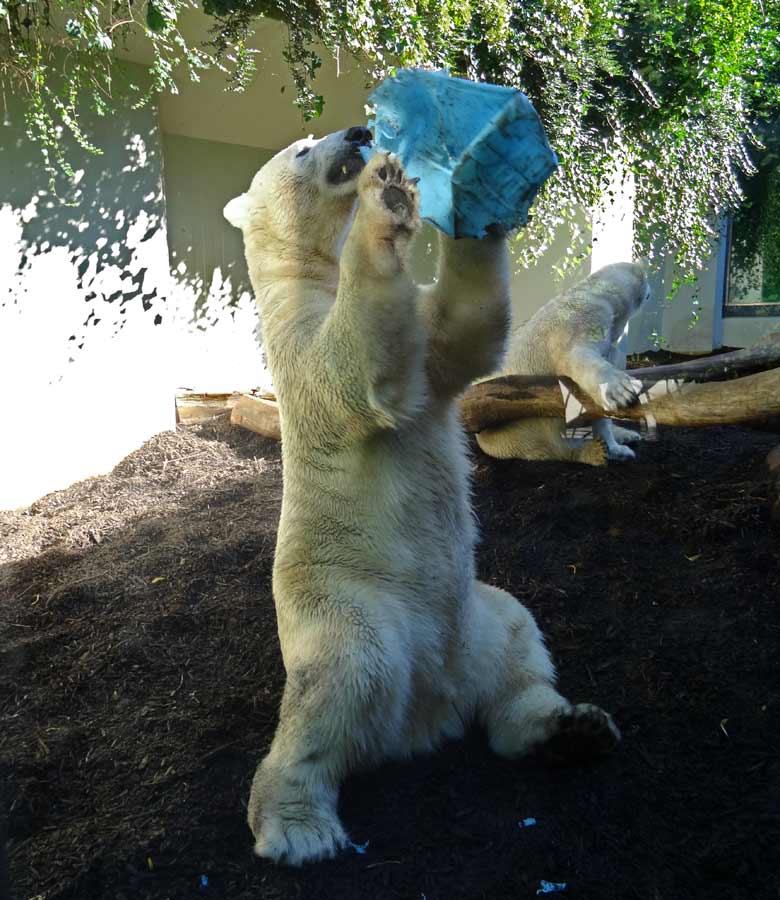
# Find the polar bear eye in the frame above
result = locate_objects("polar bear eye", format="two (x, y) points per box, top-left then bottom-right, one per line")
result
(296, 147), (311, 158)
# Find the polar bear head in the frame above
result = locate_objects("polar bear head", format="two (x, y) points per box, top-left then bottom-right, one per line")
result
(224, 126), (373, 262)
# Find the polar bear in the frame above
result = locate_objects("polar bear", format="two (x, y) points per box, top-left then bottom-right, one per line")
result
(224, 127), (620, 866)
(476, 263), (650, 465)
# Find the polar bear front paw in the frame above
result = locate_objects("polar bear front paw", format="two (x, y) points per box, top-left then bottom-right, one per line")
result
(358, 152), (420, 232)
(600, 371), (643, 411)
(252, 809), (350, 867)
(538, 702), (621, 765)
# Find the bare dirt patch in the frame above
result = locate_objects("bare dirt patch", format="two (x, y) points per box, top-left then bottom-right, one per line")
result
(2, 415), (778, 900)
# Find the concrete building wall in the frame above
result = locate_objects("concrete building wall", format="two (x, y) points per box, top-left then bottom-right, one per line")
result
(723, 314), (780, 347)
(641, 232), (780, 353)
(161, 134), (273, 392)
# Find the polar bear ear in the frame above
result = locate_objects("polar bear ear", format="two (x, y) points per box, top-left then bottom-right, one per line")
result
(223, 193), (251, 231)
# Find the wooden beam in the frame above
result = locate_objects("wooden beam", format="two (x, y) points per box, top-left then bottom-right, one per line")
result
(230, 395), (282, 441)
(459, 341), (780, 433)
(176, 392), (241, 423)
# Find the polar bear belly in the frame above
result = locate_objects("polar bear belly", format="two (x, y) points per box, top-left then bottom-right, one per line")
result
(272, 412), (477, 750)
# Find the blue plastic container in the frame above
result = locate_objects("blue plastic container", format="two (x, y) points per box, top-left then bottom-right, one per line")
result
(362, 69), (558, 239)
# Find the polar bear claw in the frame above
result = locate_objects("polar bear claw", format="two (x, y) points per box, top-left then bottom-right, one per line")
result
(359, 151), (420, 229)
(253, 810), (349, 867)
(538, 703), (622, 765)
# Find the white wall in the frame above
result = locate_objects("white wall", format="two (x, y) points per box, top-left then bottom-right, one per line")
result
(0, 63), (174, 511)
(643, 230), (780, 353)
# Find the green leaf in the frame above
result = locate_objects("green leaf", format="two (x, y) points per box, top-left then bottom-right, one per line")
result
(147, 0), (177, 33)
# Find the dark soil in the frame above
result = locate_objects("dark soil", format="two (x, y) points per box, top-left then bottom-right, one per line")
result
(2, 412), (779, 900)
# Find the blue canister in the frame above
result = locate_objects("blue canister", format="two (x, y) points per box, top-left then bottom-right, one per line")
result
(362, 69), (558, 239)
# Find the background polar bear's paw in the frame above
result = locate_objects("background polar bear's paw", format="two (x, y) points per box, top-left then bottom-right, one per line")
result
(606, 442), (636, 462)
(252, 810), (349, 867)
(600, 371), (643, 412)
(537, 703), (621, 766)
(574, 438), (608, 467)
(611, 424), (642, 444)
(358, 152), (420, 232)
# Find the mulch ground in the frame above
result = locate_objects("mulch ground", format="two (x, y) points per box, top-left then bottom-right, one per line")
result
(1, 403), (779, 899)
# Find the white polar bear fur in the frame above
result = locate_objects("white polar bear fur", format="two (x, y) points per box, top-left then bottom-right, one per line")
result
(225, 129), (619, 866)
(476, 263), (650, 465)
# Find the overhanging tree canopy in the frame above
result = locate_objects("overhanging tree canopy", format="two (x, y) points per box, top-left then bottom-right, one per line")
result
(2, 0), (779, 282)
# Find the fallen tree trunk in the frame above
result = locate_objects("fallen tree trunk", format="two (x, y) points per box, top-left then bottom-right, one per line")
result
(458, 366), (780, 432)
(461, 340), (780, 432)
(614, 365), (780, 428)
(625, 338), (780, 384)
(229, 365), (780, 440)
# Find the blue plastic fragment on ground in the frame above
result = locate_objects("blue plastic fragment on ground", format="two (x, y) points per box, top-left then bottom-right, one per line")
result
(364, 68), (558, 238)
(519, 817), (538, 827)
(348, 839), (370, 855)
(536, 880), (567, 894)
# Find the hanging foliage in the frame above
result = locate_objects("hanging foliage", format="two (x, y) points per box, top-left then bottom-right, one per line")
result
(728, 117), (780, 303)
(2, 0), (779, 280)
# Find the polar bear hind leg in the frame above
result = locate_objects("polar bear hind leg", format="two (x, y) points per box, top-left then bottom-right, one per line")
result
(591, 417), (636, 461)
(466, 583), (620, 760)
(248, 633), (411, 866)
(247, 672), (353, 866)
(476, 418), (608, 467)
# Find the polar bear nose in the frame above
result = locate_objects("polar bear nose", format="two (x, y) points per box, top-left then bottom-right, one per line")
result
(345, 126), (373, 146)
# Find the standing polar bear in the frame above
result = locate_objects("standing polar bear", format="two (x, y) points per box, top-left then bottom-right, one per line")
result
(476, 263), (650, 465)
(225, 126), (620, 866)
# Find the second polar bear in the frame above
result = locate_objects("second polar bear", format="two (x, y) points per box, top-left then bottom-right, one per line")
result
(476, 263), (650, 465)
(225, 127), (620, 867)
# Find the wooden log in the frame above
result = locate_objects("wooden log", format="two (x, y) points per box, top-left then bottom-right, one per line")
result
(230, 395), (282, 441)
(228, 366), (780, 440)
(623, 339), (780, 385)
(461, 367), (780, 432)
(594, 366), (780, 428)
(459, 375), (583, 431)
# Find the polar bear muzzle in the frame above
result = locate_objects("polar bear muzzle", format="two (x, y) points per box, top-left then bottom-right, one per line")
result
(325, 126), (372, 186)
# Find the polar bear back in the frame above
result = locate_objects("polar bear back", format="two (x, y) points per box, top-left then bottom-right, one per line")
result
(505, 262), (647, 376)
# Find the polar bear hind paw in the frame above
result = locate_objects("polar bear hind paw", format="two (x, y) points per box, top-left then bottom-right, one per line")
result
(538, 703), (621, 765)
(611, 424), (642, 444)
(606, 442), (636, 462)
(359, 152), (420, 230)
(252, 810), (350, 866)
(576, 437), (608, 467)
